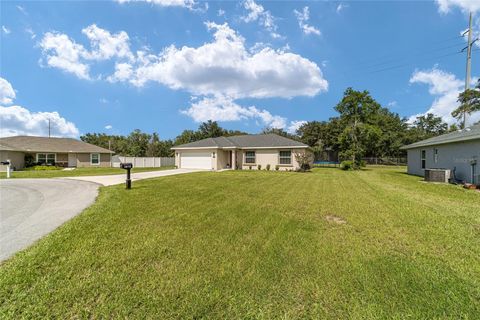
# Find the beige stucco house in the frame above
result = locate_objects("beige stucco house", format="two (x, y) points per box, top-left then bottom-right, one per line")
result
(172, 134), (311, 171)
(0, 136), (114, 170)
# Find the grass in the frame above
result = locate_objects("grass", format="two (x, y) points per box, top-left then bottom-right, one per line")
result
(0, 166), (174, 179)
(0, 167), (479, 319)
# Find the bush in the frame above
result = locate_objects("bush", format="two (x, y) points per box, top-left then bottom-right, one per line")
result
(266, 164), (271, 171)
(359, 160), (367, 168)
(249, 166), (252, 170)
(275, 165), (279, 171)
(24, 154), (35, 167)
(257, 164), (262, 170)
(26, 165), (62, 171)
(341, 160), (354, 171)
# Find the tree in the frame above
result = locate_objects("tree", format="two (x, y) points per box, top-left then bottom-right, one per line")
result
(452, 80), (480, 128)
(261, 127), (298, 140)
(334, 88), (382, 165)
(198, 120), (225, 139)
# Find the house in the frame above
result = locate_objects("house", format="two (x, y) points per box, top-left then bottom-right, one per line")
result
(401, 124), (480, 184)
(172, 134), (311, 171)
(0, 136), (114, 170)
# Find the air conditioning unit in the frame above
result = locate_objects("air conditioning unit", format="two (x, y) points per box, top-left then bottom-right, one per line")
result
(424, 168), (451, 183)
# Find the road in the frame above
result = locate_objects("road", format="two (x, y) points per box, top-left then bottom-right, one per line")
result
(0, 179), (99, 261)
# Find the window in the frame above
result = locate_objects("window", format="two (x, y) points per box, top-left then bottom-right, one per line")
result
(421, 150), (426, 169)
(434, 148), (438, 163)
(279, 150), (292, 165)
(245, 151), (256, 164)
(37, 153), (55, 165)
(91, 153), (100, 165)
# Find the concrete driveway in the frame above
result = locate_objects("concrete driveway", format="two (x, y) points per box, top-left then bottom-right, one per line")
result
(0, 179), (99, 262)
(63, 168), (205, 186)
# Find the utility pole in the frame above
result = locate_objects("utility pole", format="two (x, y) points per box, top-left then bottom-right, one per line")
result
(48, 119), (51, 138)
(463, 12), (473, 128)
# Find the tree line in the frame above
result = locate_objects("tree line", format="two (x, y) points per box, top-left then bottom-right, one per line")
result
(81, 87), (471, 160)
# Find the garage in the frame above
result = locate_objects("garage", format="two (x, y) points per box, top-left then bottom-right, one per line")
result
(180, 152), (212, 169)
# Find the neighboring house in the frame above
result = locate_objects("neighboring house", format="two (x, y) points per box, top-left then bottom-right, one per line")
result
(401, 124), (480, 184)
(172, 134), (311, 171)
(0, 136), (114, 170)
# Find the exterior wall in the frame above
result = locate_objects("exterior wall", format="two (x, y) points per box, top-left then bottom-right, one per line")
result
(175, 149), (216, 170)
(217, 150), (231, 169)
(406, 140), (480, 184)
(0, 151), (25, 170)
(240, 148), (310, 171)
(75, 153), (112, 168)
(56, 153), (68, 167)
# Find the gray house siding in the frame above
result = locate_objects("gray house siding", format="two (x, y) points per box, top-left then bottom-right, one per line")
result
(406, 140), (480, 184)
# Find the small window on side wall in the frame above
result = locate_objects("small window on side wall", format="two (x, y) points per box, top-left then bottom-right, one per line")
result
(434, 148), (438, 163)
(279, 151), (291, 165)
(91, 153), (100, 165)
(421, 150), (426, 169)
(245, 151), (255, 164)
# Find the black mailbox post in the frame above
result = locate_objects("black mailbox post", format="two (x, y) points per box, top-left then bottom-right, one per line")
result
(120, 162), (133, 189)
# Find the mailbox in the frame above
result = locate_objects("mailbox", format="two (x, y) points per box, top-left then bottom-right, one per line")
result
(120, 162), (133, 189)
(120, 162), (133, 169)
(1, 161), (10, 165)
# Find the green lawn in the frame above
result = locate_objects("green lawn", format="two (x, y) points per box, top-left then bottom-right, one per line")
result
(0, 166), (174, 179)
(1, 167), (479, 318)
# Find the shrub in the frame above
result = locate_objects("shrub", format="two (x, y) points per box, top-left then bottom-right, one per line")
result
(359, 159), (367, 168)
(275, 165), (279, 171)
(26, 165), (62, 171)
(266, 164), (271, 171)
(249, 166), (252, 170)
(257, 164), (262, 170)
(341, 160), (354, 171)
(24, 154), (35, 167)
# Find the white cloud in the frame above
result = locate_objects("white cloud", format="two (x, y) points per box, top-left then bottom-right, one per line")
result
(25, 27), (36, 39)
(115, 0), (196, 9)
(218, 9), (225, 17)
(0, 106), (79, 138)
(81, 24), (134, 61)
(181, 95), (287, 129)
(387, 101), (397, 107)
(114, 22), (327, 99)
(294, 7), (320, 36)
(16, 5), (27, 15)
(241, 0), (280, 38)
(0, 78), (16, 105)
(39, 32), (91, 79)
(100, 98), (109, 104)
(409, 67), (480, 125)
(287, 120), (307, 134)
(0, 78), (79, 137)
(2, 26), (11, 34)
(435, 0), (480, 14)
(105, 124), (113, 130)
(336, 3), (348, 13)
(39, 24), (134, 79)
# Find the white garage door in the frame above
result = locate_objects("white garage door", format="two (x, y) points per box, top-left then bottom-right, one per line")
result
(180, 152), (212, 169)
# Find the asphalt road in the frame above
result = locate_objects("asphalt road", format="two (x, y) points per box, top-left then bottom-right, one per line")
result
(0, 179), (99, 262)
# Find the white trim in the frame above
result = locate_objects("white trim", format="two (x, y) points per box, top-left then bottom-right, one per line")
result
(90, 153), (100, 165)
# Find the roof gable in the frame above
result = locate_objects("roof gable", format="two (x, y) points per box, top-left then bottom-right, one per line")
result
(0, 136), (114, 153)
(172, 134), (308, 149)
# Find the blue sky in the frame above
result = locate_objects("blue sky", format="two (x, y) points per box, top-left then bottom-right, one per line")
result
(1, 0), (479, 139)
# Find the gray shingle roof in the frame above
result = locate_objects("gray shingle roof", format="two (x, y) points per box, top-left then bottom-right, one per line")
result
(0, 136), (114, 153)
(172, 134), (308, 149)
(401, 124), (480, 149)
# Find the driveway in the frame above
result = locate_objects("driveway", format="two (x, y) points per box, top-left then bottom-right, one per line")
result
(63, 168), (205, 186)
(0, 179), (99, 261)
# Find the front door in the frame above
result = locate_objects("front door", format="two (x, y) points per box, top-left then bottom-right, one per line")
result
(68, 153), (77, 167)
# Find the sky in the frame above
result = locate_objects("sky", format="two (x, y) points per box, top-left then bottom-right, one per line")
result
(1, 0), (480, 139)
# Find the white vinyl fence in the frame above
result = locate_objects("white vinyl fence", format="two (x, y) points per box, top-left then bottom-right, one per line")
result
(112, 155), (175, 168)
